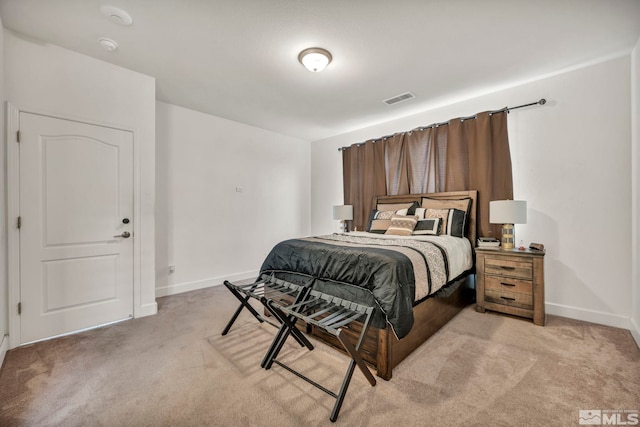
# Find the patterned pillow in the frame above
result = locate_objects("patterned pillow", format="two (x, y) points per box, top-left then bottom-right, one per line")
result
(425, 209), (449, 232)
(385, 214), (418, 236)
(377, 210), (398, 219)
(413, 218), (441, 235)
(366, 207), (411, 231)
(376, 202), (414, 212)
(421, 197), (472, 216)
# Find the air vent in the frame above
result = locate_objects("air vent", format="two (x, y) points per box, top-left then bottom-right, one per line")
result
(383, 92), (415, 105)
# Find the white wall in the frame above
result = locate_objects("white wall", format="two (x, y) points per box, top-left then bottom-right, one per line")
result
(3, 30), (157, 344)
(0, 17), (8, 364)
(312, 55), (633, 330)
(155, 102), (310, 296)
(632, 37), (640, 347)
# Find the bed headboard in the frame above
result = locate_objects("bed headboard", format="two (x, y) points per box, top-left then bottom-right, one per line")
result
(372, 190), (478, 247)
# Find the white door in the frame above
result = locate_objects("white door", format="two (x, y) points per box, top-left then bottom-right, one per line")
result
(19, 112), (134, 344)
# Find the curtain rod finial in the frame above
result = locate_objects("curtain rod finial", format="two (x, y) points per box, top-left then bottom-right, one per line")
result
(539, 98), (546, 105)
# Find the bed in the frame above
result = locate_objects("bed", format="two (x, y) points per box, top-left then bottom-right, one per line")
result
(259, 190), (478, 380)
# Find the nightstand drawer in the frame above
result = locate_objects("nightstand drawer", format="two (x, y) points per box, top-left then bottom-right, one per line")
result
(485, 289), (533, 310)
(485, 276), (532, 296)
(484, 257), (533, 280)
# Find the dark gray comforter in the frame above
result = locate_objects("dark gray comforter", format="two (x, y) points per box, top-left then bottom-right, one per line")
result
(259, 234), (451, 339)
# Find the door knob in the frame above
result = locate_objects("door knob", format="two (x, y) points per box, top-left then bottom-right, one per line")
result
(114, 231), (131, 238)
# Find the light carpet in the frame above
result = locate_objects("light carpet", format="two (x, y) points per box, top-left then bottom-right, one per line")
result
(1, 284), (639, 426)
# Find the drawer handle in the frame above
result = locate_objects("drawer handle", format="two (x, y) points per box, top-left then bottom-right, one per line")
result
(500, 282), (516, 287)
(500, 296), (516, 301)
(499, 266), (516, 270)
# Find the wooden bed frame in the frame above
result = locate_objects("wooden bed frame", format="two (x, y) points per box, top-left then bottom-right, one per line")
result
(306, 190), (478, 380)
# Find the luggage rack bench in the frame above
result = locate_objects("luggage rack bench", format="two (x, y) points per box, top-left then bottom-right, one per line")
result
(222, 274), (376, 422)
(222, 275), (312, 349)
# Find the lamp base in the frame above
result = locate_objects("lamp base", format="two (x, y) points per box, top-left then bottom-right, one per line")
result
(501, 223), (514, 249)
(340, 220), (348, 233)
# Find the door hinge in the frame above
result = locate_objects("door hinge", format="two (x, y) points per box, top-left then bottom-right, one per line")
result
(18, 302), (21, 315)
(17, 216), (21, 229)
(16, 130), (20, 143)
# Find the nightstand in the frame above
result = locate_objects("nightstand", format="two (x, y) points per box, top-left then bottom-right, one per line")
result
(475, 247), (545, 325)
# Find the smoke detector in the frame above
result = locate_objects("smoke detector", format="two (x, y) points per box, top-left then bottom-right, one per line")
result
(100, 5), (133, 26)
(99, 37), (118, 51)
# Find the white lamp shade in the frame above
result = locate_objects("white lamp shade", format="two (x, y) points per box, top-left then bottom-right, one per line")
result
(333, 205), (353, 221)
(490, 200), (527, 224)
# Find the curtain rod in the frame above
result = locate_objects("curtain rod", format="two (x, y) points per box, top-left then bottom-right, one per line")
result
(338, 98), (546, 151)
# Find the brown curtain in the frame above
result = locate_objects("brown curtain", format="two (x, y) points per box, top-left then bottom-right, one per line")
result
(342, 139), (387, 231)
(404, 127), (447, 194)
(383, 134), (407, 195)
(444, 111), (512, 238)
(342, 109), (513, 238)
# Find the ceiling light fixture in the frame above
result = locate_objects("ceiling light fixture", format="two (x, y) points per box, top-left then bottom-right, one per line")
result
(298, 47), (332, 72)
(100, 5), (134, 26)
(99, 37), (118, 51)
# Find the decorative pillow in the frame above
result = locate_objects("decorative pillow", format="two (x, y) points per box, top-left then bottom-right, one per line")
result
(414, 207), (426, 220)
(406, 201), (421, 216)
(446, 208), (467, 238)
(413, 218), (441, 235)
(365, 209), (380, 232)
(376, 210), (396, 220)
(385, 214), (418, 236)
(369, 219), (392, 234)
(421, 197), (472, 216)
(366, 209), (395, 231)
(425, 209), (449, 233)
(366, 205), (416, 231)
(376, 202), (414, 212)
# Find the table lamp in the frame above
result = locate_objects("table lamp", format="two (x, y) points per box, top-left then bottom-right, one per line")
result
(333, 205), (353, 232)
(489, 200), (527, 249)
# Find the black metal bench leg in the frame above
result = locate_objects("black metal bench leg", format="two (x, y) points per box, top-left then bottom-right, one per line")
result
(337, 329), (377, 386)
(262, 301), (314, 369)
(330, 360), (356, 422)
(328, 330), (376, 422)
(262, 297), (314, 350)
(261, 322), (292, 369)
(221, 281), (264, 335)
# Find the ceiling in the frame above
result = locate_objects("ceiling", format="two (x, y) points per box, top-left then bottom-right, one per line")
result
(1, 0), (639, 141)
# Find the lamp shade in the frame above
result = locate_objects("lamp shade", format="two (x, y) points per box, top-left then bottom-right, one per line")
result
(490, 200), (527, 224)
(332, 205), (353, 221)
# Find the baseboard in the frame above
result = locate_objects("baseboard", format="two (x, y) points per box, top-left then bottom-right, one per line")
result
(631, 317), (640, 350)
(0, 334), (9, 369)
(546, 302), (631, 330)
(135, 302), (158, 318)
(156, 270), (259, 297)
